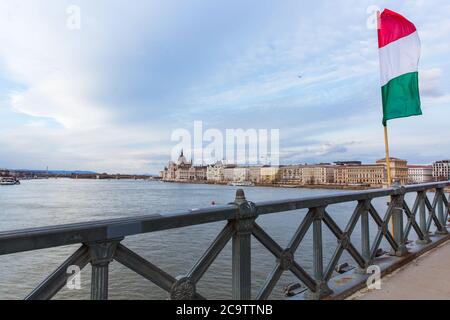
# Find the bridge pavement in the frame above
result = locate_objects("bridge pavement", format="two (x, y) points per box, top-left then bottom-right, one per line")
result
(349, 239), (450, 300)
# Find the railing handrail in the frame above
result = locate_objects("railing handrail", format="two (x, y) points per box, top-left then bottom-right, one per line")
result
(0, 204), (239, 256)
(256, 181), (449, 214)
(1, 181), (448, 257)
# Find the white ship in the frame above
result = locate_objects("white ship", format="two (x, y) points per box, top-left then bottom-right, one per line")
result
(0, 177), (20, 185)
(227, 181), (254, 187)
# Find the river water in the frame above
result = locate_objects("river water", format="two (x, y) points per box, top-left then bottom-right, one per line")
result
(0, 179), (423, 300)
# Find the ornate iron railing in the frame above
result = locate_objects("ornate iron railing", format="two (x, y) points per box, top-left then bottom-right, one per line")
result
(0, 181), (449, 300)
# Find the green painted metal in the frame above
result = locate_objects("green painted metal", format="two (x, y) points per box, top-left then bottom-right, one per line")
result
(0, 181), (449, 300)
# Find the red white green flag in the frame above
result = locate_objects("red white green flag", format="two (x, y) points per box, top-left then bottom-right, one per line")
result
(378, 9), (422, 126)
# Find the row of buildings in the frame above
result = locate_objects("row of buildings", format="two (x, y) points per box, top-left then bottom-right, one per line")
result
(160, 152), (450, 187)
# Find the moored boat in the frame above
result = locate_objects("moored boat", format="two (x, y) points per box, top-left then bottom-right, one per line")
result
(227, 181), (254, 187)
(0, 177), (20, 185)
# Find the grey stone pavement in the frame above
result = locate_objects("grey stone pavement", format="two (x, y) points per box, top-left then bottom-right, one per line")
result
(349, 240), (450, 300)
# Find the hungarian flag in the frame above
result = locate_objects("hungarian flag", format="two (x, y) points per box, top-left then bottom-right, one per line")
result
(378, 9), (422, 126)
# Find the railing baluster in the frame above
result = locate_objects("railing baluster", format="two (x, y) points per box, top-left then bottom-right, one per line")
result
(361, 200), (371, 267)
(313, 208), (324, 283)
(436, 188), (449, 235)
(231, 190), (256, 300)
(390, 183), (407, 256)
(306, 206), (332, 299)
(88, 239), (121, 300)
(444, 193), (450, 223)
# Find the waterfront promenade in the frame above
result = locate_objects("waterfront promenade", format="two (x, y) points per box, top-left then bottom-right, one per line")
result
(351, 239), (450, 300)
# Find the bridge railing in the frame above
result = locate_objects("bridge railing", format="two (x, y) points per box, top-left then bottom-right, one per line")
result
(0, 181), (449, 300)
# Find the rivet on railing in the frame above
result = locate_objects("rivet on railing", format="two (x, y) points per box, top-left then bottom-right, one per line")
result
(278, 249), (294, 271)
(379, 221), (388, 235)
(170, 276), (196, 300)
(339, 232), (350, 250)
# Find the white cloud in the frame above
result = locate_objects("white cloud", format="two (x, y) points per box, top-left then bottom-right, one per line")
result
(0, 1), (175, 172)
(420, 68), (443, 97)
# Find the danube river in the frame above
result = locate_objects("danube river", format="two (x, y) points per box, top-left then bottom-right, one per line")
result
(0, 179), (414, 300)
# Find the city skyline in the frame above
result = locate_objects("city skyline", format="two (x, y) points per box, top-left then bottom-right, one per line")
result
(0, 1), (449, 174)
(161, 151), (447, 187)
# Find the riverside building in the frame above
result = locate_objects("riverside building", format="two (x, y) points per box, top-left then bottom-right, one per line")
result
(206, 161), (225, 182)
(301, 165), (335, 185)
(248, 166), (262, 184)
(223, 166), (249, 182)
(334, 164), (386, 187)
(260, 166), (281, 184)
(376, 157), (408, 185)
(279, 165), (303, 185)
(433, 160), (450, 181)
(279, 165), (334, 185)
(408, 165), (433, 184)
(161, 150), (206, 181)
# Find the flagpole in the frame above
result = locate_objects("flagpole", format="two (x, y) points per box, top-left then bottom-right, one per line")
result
(377, 10), (394, 234)
(377, 10), (395, 236)
(383, 125), (392, 186)
(377, 10), (393, 187)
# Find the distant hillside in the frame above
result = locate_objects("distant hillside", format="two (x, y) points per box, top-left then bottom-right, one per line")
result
(14, 169), (98, 175)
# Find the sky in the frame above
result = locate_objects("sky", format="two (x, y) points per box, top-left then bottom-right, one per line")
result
(0, 0), (449, 174)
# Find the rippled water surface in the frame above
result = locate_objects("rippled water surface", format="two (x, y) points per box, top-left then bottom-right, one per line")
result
(0, 179), (421, 299)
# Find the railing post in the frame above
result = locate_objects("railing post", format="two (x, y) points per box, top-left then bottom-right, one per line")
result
(361, 200), (371, 268)
(231, 189), (256, 300)
(435, 188), (449, 235)
(87, 239), (121, 300)
(390, 182), (407, 256)
(306, 206), (332, 299)
(416, 191), (431, 244)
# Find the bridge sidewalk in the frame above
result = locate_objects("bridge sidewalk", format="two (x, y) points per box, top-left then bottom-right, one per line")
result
(349, 240), (450, 300)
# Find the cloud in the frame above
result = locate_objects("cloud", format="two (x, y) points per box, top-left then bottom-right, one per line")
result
(281, 141), (356, 164)
(420, 68), (443, 97)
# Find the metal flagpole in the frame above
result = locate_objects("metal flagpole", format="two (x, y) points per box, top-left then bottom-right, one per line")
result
(378, 10), (395, 236)
(383, 125), (392, 186)
(377, 10), (392, 187)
